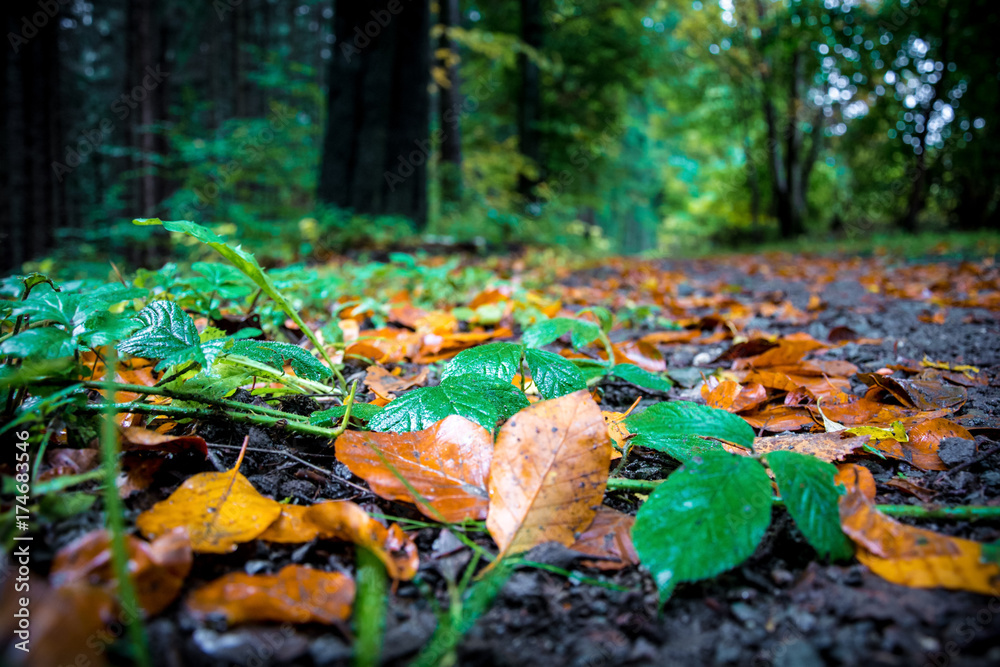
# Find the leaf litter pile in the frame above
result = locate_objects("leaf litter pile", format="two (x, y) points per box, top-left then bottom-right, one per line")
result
(2, 227), (1000, 666)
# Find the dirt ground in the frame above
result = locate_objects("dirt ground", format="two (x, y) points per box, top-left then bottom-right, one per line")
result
(16, 253), (1000, 666)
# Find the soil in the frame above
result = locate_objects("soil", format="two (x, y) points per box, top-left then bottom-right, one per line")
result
(8, 253), (1000, 666)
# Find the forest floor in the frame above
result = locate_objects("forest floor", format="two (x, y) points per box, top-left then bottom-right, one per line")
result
(5, 248), (1000, 667)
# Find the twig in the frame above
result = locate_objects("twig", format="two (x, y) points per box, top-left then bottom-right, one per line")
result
(934, 445), (1000, 484)
(205, 442), (373, 496)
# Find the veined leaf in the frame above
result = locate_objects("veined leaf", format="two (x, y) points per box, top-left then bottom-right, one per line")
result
(522, 317), (601, 350)
(624, 401), (755, 462)
(133, 218), (338, 380)
(766, 451), (853, 561)
(632, 452), (773, 600)
(118, 300), (229, 371)
(441, 341), (524, 383)
(367, 377), (526, 433)
(231, 339), (332, 382)
(524, 348), (586, 399)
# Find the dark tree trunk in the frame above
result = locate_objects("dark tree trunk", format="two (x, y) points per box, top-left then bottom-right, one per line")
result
(517, 0), (542, 201)
(437, 0), (463, 203)
(898, 0), (950, 233)
(318, 0), (431, 227)
(2, 0), (62, 270)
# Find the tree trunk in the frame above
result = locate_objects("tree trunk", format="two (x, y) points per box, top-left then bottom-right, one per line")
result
(517, 0), (542, 201)
(318, 0), (431, 227)
(437, 0), (463, 203)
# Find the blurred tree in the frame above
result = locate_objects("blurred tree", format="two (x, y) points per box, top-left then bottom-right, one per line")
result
(436, 0), (464, 203)
(318, 0), (431, 228)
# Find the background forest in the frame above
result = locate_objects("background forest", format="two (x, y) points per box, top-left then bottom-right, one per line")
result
(3, 0), (999, 272)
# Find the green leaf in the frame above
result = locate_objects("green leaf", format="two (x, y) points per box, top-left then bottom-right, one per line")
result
(310, 403), (384, 426)
(611, 364), (673, 392)
(441, 342), (524, 383)
(230, 340), (332, 382)
(134, 218), (338, 380)
(766, 451), (854, 561)
(522, 317), (601, 350)
(632, 452), (773, 600)
(580, 306), (613, 333)
(524, 348), (586, 399)
(367, 377), (527, 433)
(573, 359), (611, 383)
(624, 401), (755, 462)
(117, 300), (227, 371)
(0, 328), (76, 359)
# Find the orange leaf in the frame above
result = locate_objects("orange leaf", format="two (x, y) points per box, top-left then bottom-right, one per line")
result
(259, 501), (420, 580)
(602, 397), (641, 459)
(486, 390), (611, 558)
(120, 426), (208, 456)
(702, 380), (768, 413)
(186, 565), (354, 625)
(136, 465), (282, 553)
(50, 528), (192, 616)
(334, 416), (492, 522)
(570, 506), (639, 571)
(739, 405), (816, 432)
(835, 465), (1000, 595)
(876, 418), (974, 471)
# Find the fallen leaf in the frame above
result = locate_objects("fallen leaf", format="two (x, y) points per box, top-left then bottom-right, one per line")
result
(486, 390), (611, 558)
(364, 365), (429, 401)
(570, 506), (639, 570)
(740, 405), (816, 432)
(876, 418), (975, 471)
(136, 456), (282, 553)
(259, 501), (419, 580)
(835, 465), (1000, 595)
(186, 565), (354, 625)
(50, 528), (192, 615)
(858, 373), (967, 412)
(702, 380), (768, 413)
(751, 432), (870, 462)
(603, 397), (641, 457)
(885, 477), (937, 502)
(334, 415), (493, 522)
(120, 426), (208, 456)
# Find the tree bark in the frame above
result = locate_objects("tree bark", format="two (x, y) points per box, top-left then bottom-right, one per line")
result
(517, 0), (542, 201)
(318, 0), (431, 227)
(437, 0), (463, 203)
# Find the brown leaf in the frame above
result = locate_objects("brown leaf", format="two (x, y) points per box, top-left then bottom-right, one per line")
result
(186, 565), (354, 625)
(38, 447), (100, 481)
(50, 528), (192, 616)
(0, 577), (114, 667)
(876, 418), (974, 471)
(486, 390), (611, 558)
(120, 426), (208, 456)
(570, 506), (639, 571)
(752, 432), (870, 462)
(835, 465), (1000, 595)
(334, 415), (492, 522)
(857, 374), (967, 412)
(364, 365), (430, 401)
(739, 405), (816, 432)
(259, 501), (420, 580)
(136, 466), (282, 553)
(731, 335), (828, 369)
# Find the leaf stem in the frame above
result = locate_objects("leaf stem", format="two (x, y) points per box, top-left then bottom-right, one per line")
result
(78, 402), (340, 440)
